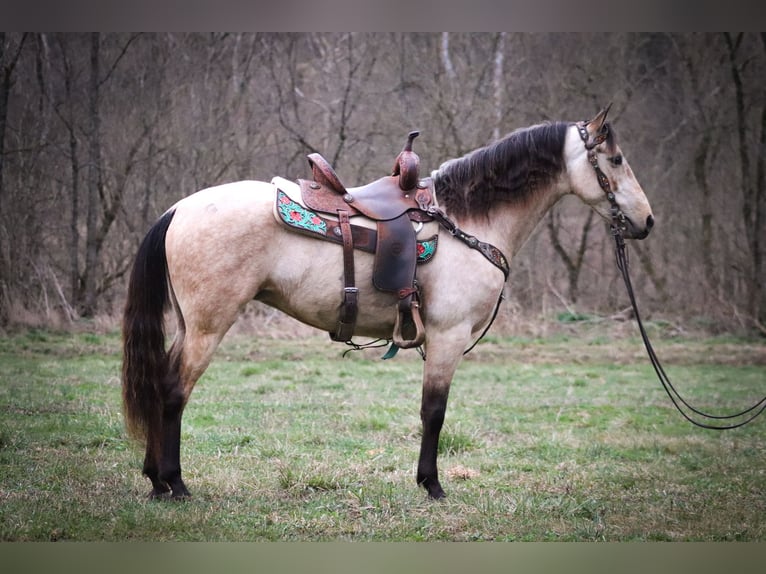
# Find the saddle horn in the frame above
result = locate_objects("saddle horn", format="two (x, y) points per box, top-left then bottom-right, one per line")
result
(393, 130), (421, 191)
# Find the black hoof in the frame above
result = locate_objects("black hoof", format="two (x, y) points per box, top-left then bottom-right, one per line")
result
(418, 476), (446, 500)
(147, 481), (190, 501)
(428, 487), (446, 500)
(148, 488), (171, 500)
(170, 482), (191, 500)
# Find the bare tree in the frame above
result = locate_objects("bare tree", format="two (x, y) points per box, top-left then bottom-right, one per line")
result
(440, 32), (456, 81)
(264, 33), (384, 179)
(0, 33), (28, 213)
(547, 209), (595, 304)
(78, 33), (143, 316)
(723, 32), (766, 327)
(0, 33), (29, 323)
(50, 35), (82, 307)
(492, 32), (506, 141)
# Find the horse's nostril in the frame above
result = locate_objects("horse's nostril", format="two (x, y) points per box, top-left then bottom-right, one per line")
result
(646, 214), (655, 230)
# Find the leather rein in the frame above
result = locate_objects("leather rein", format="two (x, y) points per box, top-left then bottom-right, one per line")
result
(577, 121), (766, 430)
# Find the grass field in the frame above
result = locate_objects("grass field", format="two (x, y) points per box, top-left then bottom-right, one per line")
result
(1, 323), (764, 541)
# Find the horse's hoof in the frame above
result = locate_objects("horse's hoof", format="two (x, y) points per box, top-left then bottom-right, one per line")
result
(418, 476), (447, 500)
(428, 488), (447, 500)
(148, 488), (171, 501)
(171, 484), (191, 500)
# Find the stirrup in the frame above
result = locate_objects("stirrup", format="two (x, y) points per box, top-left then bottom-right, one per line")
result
(392, 298), (425, 349)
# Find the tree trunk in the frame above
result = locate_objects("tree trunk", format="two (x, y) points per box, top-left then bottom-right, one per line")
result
(0, 34), (28, 219)
(756, 33), (766, 325)
(0, 33), (9, 215)
(547, 209), (595, 304)
(440, 32), (456, 80)
(694, 131), (716, 290)
(0, 33), (28, 323)
(492, 32), (506, 141)
(81, 32), (102, 317)
(61, 40), (81, 306)
(724, 32), (764, 324)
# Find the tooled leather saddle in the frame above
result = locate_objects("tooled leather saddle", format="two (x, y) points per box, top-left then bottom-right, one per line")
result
(273, 131), (437, 349)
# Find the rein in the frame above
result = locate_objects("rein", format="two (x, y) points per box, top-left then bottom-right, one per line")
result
(578, 122), (766, 430)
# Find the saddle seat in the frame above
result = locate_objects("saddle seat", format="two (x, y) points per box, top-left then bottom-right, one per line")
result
(288, 131), (436, 349)
(302, 132), (433, 221)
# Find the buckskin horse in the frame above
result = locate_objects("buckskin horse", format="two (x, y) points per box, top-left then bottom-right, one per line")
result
(122, 107), (654, 500)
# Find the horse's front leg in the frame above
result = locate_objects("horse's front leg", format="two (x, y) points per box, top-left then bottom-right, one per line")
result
(417, 335), (466, 499)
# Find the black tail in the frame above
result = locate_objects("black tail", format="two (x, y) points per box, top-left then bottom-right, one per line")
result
(121, 209), (176, 445)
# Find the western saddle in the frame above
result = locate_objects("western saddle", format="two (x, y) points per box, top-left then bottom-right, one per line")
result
(283, 131), (436, 349)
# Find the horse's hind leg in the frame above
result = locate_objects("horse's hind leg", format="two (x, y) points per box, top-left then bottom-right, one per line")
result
(136, 336), (187, 499)
(143, 432), (171, 498)
(156, 350), (190, 499)
(155, 327), (229, 499)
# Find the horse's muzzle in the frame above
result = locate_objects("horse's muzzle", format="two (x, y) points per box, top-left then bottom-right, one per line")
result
(626, 214), (654, 240)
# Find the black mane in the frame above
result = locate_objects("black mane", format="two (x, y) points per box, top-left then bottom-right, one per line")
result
(433, 122), (571, 217)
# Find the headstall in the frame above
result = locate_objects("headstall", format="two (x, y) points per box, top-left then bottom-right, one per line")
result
(576, 121), (627, 240)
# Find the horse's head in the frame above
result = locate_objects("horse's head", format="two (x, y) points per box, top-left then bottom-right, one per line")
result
(567, 106), (654, 240)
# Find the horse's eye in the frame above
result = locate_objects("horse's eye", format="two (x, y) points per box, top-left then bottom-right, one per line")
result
(610, 155), (623, 166)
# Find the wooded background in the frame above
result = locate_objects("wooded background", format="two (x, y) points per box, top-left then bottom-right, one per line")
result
(0, 33), (764, 333)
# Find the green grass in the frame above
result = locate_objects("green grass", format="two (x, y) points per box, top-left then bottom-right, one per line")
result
(0, 327), (764, 541)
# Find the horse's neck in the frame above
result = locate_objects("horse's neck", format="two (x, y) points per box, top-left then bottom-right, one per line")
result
(461, 182), (568, 261)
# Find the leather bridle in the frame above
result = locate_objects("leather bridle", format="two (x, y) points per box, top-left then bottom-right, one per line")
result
(577, 120), (766, 429)
(576, 121), (628, 239)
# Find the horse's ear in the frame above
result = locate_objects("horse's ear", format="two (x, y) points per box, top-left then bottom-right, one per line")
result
(584, 103), (613, 145)
(586, 104), (612, 129)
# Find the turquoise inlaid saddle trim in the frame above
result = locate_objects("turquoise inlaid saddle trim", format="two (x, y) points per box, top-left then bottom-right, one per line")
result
(417, 237), (437, 263)
(277, 190), (327, 234)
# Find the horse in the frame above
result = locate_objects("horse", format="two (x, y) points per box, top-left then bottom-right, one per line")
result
(121, 107), (654, 500)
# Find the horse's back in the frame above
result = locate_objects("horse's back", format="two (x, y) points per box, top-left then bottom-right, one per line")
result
(167, 180), (278, 266)
(171, 179), (275, 214)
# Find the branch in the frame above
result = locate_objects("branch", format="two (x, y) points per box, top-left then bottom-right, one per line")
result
(574, 210), (595, 270)
(98, 259), (132, 294)
(266, 41), (321, 155)
(547, 210), (575, 272)
(98, 33), (142, 88)
(545, 274), (576, 316)
(96, 121), (154, 249)
(712, 288), (766, 336)
(1, 33), (29, 76)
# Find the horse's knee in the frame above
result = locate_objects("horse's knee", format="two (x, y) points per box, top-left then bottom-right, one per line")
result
(421, 400), (447, 429)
